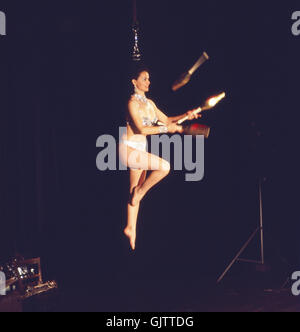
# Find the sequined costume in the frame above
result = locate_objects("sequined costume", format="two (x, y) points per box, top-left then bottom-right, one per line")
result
(127, 94), (158, 127)
(122, 94), (158, 152)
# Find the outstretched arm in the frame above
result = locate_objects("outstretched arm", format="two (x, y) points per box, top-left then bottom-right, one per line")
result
(148, 99), (201, 125)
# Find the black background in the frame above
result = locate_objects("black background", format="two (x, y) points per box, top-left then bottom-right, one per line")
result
(0, 0), (299, 311)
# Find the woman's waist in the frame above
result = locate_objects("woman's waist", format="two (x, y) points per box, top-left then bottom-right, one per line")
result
(121, 132), (147, 144)
(120, 135), (147, 152)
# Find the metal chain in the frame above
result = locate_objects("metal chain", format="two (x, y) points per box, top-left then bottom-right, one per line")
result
(132, 0), (141, 61)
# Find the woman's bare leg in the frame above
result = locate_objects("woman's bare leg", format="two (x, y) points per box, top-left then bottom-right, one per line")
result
(119, 143), (170, 248)
(131, 168), (170, 206)
(125, 148), (171, 207)
(124, 169), (147, 250)
(130, 155), (170, 206)
(120, 144), (171, 207)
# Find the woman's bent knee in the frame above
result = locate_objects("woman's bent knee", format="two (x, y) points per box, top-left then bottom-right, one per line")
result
(161, 160), (171, 173)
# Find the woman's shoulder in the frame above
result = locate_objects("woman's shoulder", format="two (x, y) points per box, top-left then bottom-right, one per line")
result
(147, 98), (157, 106)
(128, 96), (140, 109)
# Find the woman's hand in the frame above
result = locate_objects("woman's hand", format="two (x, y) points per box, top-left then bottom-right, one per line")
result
(186, 110), (202, 120)
(167, 123), (183, 134)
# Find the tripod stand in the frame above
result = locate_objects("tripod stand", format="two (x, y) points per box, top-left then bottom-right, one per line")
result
(217, 177), (266, 284)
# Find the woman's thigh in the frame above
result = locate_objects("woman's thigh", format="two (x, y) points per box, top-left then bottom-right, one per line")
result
(119, 143), (170, 171)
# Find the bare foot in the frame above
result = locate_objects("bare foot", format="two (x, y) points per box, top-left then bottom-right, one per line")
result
(124, 227), (136, 251)
(130, 186), (143, 207)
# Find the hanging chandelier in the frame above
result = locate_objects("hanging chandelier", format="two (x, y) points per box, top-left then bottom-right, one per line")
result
(132, 0), (142, 61)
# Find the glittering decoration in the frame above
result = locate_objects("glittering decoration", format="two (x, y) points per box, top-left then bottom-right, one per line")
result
(132, 26), (141, 61)
(133, 93), (147, 104)
(132, 94), (158, 126)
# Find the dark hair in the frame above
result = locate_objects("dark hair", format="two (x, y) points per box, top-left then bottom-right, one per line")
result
(131, 64), (150, 80)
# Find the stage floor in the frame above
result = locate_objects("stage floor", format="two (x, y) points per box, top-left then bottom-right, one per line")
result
(54, 279), (300, 312)
(1, 282), (299, 312)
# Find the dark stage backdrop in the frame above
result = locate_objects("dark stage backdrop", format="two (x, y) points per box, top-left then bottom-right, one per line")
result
(1, 0), (299, 299)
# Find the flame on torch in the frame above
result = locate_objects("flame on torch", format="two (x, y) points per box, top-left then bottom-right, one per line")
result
(176, 92), (226, 125)
(206, 92), (226, 108)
